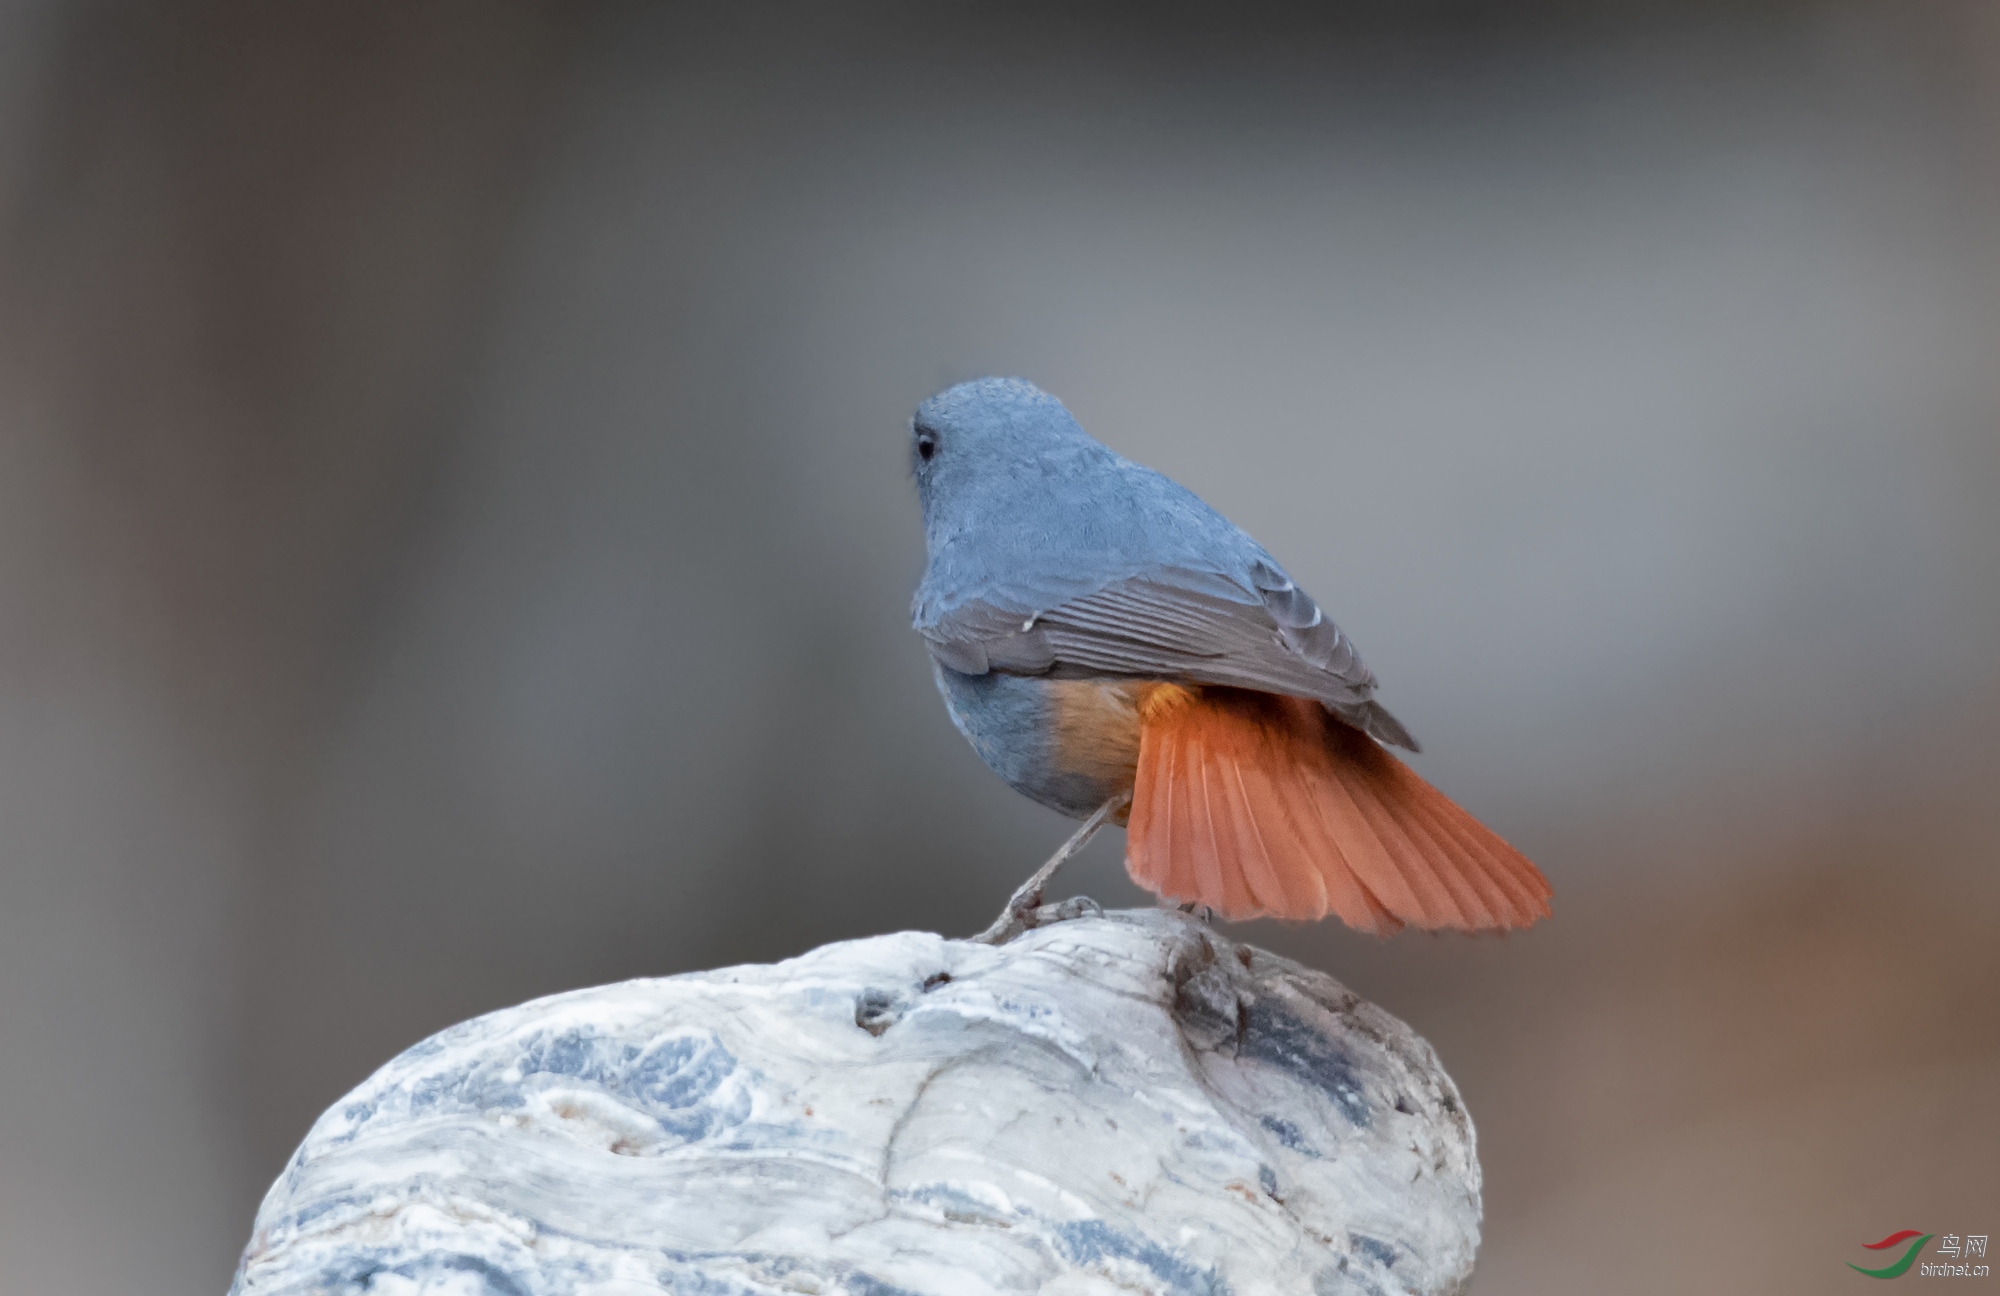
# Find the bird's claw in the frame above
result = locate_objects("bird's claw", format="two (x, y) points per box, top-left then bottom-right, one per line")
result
(969, 793), (1128, 945)
(974, 893), (1102, 946)
(1029, 895), (1103, 926)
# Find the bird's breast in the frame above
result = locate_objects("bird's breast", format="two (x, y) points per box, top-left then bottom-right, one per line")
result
(931, 663), (1149, 819)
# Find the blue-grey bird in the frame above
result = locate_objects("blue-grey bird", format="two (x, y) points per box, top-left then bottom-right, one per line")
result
(910, 377), (1550, 934)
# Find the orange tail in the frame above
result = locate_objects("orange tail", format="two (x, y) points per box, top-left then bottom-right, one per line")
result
(1125, 685), (1551, 934)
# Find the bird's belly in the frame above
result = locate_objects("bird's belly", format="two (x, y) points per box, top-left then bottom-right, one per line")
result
(931, 664), (1145, 819)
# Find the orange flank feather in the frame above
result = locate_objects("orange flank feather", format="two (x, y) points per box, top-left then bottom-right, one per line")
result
(1126, 685), (1551, 934)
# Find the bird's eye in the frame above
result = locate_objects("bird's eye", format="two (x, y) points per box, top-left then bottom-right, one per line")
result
(915, 428), (938, 462)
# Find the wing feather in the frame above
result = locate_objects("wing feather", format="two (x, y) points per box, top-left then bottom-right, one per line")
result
(921, 565), (1419, 749)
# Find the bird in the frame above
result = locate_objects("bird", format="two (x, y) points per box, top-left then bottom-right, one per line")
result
(908, 377), (1551, 940)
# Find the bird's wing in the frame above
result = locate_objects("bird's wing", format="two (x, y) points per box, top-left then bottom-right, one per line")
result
(921, 561), (1419, 750)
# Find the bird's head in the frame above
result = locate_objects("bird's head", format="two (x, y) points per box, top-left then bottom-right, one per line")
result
(909, 377), (1100, 534)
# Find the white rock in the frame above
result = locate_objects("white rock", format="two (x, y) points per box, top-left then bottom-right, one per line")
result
(232, 909), (1480, 1295)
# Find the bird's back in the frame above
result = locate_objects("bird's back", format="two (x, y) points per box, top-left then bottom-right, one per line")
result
(915, 448), (1267, 632)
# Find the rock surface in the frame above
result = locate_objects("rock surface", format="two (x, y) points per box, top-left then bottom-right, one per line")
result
(232, 910), (1481, 1295)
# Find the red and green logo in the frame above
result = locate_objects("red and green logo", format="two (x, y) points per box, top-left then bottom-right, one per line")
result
(1850, 1230), (1934, 1279)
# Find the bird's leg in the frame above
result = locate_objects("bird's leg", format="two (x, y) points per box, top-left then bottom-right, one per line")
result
(972, 790), (1131, 945)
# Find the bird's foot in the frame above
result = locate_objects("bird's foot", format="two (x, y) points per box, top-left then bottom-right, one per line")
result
(1037, 894), (1105, 923)
(1023, 893), (1104, 930)
(971, 793), (1128, 945)
(1176, 900), (1217, 925)
(975, 893), (1105, 946)
(972, 882), (1047, 947)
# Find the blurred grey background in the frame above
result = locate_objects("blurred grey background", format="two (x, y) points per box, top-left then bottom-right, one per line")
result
(1, 3), (1996, 1293)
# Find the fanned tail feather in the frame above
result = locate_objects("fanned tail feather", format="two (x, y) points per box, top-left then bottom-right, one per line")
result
(1126, 685), (1551, 933)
